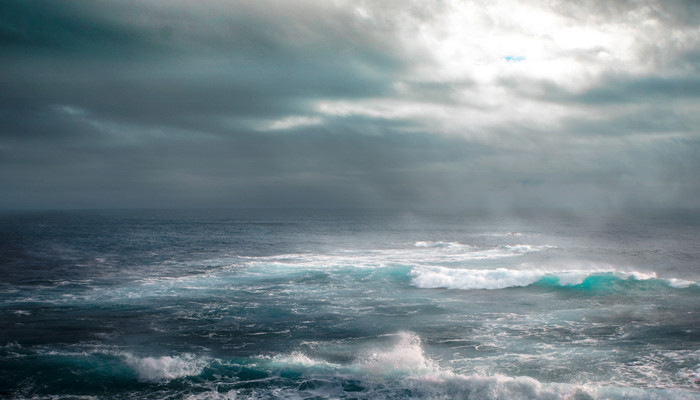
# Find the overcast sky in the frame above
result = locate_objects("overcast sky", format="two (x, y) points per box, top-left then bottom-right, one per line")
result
(1, 0), (699, 211)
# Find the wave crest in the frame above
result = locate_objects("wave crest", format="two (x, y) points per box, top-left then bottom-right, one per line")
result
(410, 267), (545, 290)
(357, 332), (438, 376)
(123, 353), (209, 382)
(255, 332), (670, 399)
(410, 267), (697, 291)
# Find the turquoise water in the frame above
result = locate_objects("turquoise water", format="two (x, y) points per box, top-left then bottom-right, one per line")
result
(1, 210), (699, 399)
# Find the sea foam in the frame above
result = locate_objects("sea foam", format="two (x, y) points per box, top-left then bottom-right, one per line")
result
(123, 353), (209, 382)
(256, 332), (694, 400)
(356, 332), (438, 376)
(351, 332), (583, 399)
(410, 267), (549, 290)
(409, 266), (697, 290)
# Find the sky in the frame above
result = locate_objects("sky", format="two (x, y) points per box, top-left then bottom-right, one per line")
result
(1, 0), (699, 211)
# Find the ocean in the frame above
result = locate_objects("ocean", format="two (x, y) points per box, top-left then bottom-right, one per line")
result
(1, 209), (699, 399)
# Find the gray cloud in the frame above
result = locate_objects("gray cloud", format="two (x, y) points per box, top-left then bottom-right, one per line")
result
(571, 76), (700, 104)
(1, 0), (699, 212)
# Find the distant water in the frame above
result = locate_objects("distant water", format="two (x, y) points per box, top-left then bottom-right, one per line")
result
(1, 209), (699, 399)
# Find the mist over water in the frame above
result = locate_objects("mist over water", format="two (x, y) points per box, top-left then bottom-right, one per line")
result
(1, 209), (699, 399)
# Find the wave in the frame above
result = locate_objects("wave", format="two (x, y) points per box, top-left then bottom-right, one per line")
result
(260, 332), (439, 377)
(355, 332), (438, 375)
(268, 351), (341, 370)
(258, 332), (582, 399)
(414, 241), (467, 249)
(2, 345), (212, 382)
(238, 241), (553, 271)
(0, 241), (556, 306)
(4, 337), (698, 399)
(122, 353), (210, 382)
(246, 332), (699, 400)
(409, 267), (699, 291)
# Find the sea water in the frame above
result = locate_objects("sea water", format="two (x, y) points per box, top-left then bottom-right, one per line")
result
(1, 209), (699, 399)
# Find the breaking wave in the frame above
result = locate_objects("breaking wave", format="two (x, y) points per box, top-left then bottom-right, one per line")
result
(5, 334), (699, 399)
(409, 267), (699, 291)
(123, 353), (210, 382)
(247, 332), (699, 400)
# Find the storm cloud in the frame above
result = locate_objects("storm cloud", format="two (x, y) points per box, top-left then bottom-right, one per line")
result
(1, 0), (699, 211)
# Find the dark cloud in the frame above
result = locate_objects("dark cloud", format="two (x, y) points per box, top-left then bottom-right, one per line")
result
(1, 0), (699, 211)
(0, 116), (491, 209)
(0, 0), (405, 140)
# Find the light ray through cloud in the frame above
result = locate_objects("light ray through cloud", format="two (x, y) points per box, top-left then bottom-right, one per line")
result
(0, 0), (699, 211)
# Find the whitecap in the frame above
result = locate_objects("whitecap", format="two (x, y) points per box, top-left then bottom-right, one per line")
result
(355, 331), (438, 376)
(269, 351), (340, 369)
(122, 353), (209, 382)
(409, 266), (698, 291)
(410, 266), (548, 290)
(413, 241), (465, 249)
(666, 278), (697, 289)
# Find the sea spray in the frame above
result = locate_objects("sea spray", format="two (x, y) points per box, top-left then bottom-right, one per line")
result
(122, 353), (210, 382)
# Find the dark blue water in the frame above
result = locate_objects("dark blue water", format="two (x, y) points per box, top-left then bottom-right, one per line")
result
(1, 209), (699, 399)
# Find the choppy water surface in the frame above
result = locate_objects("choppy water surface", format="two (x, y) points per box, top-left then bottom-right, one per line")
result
(1, 209), (699, 399)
